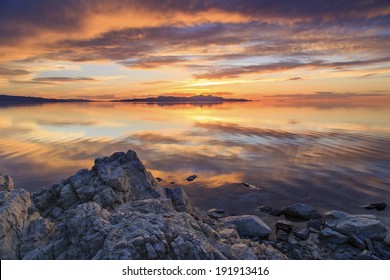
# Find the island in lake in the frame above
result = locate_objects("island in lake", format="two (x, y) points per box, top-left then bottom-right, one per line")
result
(0, 94), (90, 105)
(114, 94), (251, 104)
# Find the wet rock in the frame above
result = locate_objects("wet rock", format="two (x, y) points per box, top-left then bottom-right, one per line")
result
(222, 215), (271, 238)
(207, 208), (225, 219)
(363, 202), (387, 211)
(275, 220), (293, 233)
(241, 182), (260, 190)
(0, 173), (14, 191)
(164, 188), (192, 213)
(293, 228), (310, 240)
(186, 175), (197, 182)
(282, 203), (321, 220)
(320, 228), (348, 245)
(257, 205), (282, 216)
(325, 210), (387, 241)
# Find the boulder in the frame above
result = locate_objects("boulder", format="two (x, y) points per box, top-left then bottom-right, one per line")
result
(222, 215), (271, 238)
(325, 210), (387, 241)
(231, 244), (257, 260)
(282, 203), (321, 220)
(320, 228), (349, 245)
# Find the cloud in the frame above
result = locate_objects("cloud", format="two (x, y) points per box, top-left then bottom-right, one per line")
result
(0, 66), (30, 76)
(287, 77), (302, 81)
(194, 57), (390, 79)
(10, 77), (95, 85)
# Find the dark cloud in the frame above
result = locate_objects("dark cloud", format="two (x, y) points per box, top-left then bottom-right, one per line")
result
(0, 66), (30, 76)
(287, 77), (302, 81)
(11, 77), (96, 85)
(194, 57), (390, 79)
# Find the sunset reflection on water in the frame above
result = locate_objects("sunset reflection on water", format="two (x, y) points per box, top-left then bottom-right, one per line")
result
(0, 101), (389, 231)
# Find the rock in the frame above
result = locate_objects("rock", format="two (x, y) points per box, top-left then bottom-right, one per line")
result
(164, 188), (192, 213)
(348, 233), (366, 251)
(222, 215), (271, 238)
(363, 202), (387, 211)
(186, 175), (197, 182)
(291, 248), (302, 260)
(293, 228), (310, 240)
(282, 203), (321, 220)
(354, 250), (380, 260)
(320, 228), (348, 245)
(325, 210), (387, 241)
(231, 244), (257, 260)
(0, 173), (14, 191)
(0, 189), (31, 259)
(218, 228), (239, 240)
(307, 218), (324, 231)
(241, 182), (260, 190)
(207, 208), (225, 219)
(372, 240), (390, 259)
(275, 220), (293, 233)
(257, 205), (282, 216)
(276, 230), (289, 242)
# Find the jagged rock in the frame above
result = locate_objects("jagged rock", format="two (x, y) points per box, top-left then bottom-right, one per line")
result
(348, 233), (366, 251)
(207, 208), (225, 219)
(0, 173), (14, 191)
(165, 187), (192, 213)
(355, 250), (381, 260)
(363, 202), (387, 211)
(275, 220), (293, 233)
(0, 189), (31, 259)
(320, 228), (349, 245)
(293, 227), (310, 240)
(222, 215), (271, 238)
(307, 218), (324, 231)
(219, 228), (239, 240)
(231, 244), (257, 260)
(325, 210), (387, 241)
(282, 203), (321, 220)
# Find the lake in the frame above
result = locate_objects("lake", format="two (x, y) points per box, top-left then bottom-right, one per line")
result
(0, 101), (389, 237)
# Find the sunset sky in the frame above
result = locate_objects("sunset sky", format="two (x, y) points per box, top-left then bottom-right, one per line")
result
(0, 0), (390, 100)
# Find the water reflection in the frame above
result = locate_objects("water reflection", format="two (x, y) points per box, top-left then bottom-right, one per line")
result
(0, 101), (389, 235)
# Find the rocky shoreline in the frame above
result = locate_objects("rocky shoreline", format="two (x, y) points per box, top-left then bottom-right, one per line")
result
(0, 150), (389, 260)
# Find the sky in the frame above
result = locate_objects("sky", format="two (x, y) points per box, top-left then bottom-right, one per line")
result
(0, 0), (390, 100)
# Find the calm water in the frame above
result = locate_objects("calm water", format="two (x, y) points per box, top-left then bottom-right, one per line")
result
(1, 101), (390, 237)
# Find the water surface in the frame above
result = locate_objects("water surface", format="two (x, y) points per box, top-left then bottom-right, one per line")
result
(0, 101), (389, 237)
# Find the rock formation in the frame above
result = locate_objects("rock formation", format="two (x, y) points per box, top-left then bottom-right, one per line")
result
(0, 151), (389, 260)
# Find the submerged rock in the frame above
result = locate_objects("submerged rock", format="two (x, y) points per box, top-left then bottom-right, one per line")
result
(186, 175), (197, 182)
(363, 202), (387, 211)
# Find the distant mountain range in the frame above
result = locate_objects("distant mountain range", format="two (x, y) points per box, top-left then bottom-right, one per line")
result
(0, 94), (250, 105)
(115, 95), (250, 103)
(0, 94), (90, 104)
